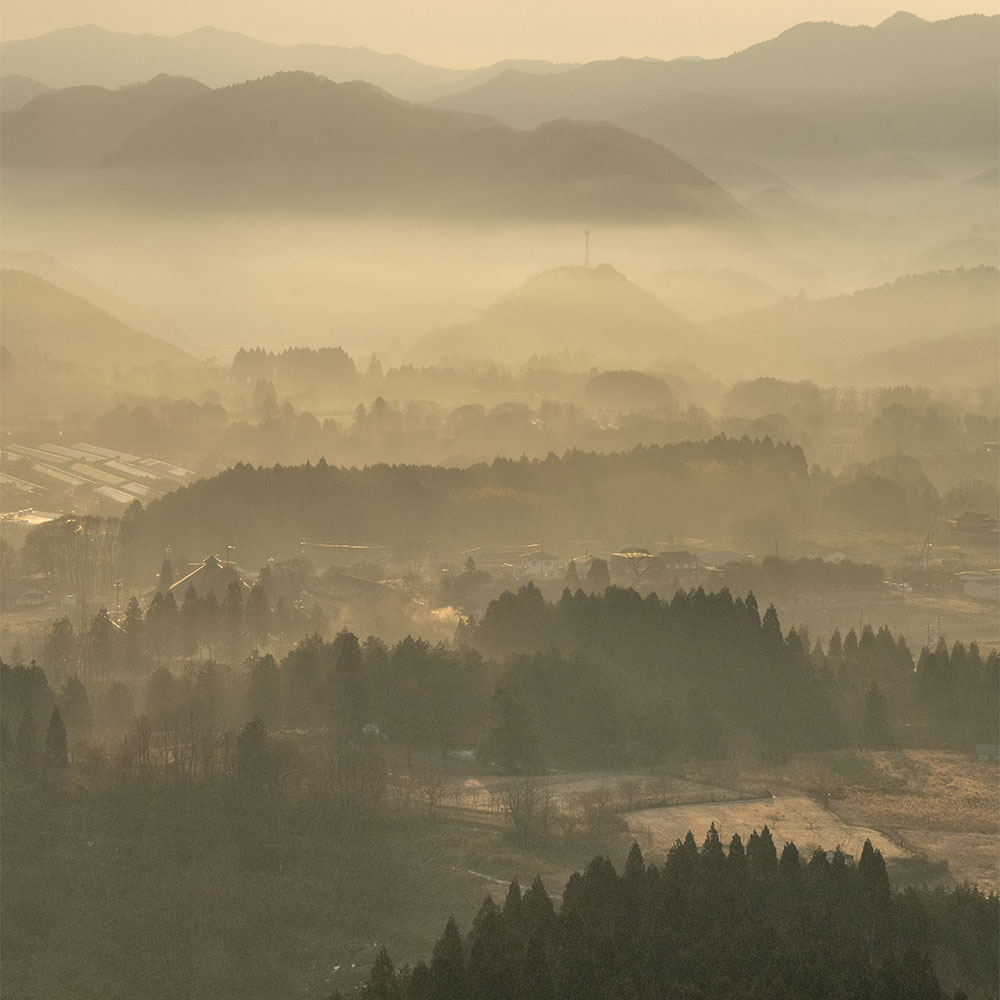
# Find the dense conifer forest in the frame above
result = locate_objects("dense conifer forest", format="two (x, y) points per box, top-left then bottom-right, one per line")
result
(359, 835), (998, 1000)
(5, 585), (997, 779)
(118, 436), (811, 570)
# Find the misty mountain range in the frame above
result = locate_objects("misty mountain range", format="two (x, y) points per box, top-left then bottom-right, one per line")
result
(707, 265), (1000, 379)
(0, 269), (195, 368)
(0, 24), (575, 103)
(6, 240), (992, 388)
(431, 12), (998, 187)
(0, 11), (995, 366)
(407, 263), (697, 366)
(2, 71), (747, 223)
(2, 12), (996, 197)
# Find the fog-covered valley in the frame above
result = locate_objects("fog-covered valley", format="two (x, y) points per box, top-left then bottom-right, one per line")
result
(1, 8), (998, 1000)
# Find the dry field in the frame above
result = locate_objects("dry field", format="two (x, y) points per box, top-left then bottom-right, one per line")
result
(625, 794), (908, 866)
(677, 749), (999, 892)
(832, 750), (999, 892)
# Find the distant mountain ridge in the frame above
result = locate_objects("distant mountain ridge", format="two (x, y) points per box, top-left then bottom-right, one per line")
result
(0, 74), (50, 111)
(707, 266), (1000, 379)
(4, 71), (750, 224)
(832, 325), (1000, 388)
(0, 250), (177, 344)
(408, 263), (698, 366)
(0, 24), (575, 101)
(1, 74), (208, 168)
(432, 13), (999, 185)
(0, 269), (196, 368)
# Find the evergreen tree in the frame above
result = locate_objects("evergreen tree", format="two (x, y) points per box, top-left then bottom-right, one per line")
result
(333, 629), (369, 736)
(236, 716), (272, 791)
(479, 687), (542, 774)
(863, 683), (891, 747)
(517, 936), (555, 1000)
(60, 675), (92, 742)
(748, 825), (778, 877)
(778, 841), (801, 885)
(701, 822), (726, 870)
(502, 879), (523, 932)
(245, 579), (271, 649)
(405, 962), (432, 1000)
(858, 840), (891, 909)
(202, 590), (221, 656)
(87, 609), (117, 682)
(44, 706), (68, 769)
(180, 585), (202, 660)
(366, 947), (401, 1000)
(0, 722), (13, 766)
(366, 353), (384, 387)
(223, 579), (246, 666)
(15, 711), (38, 775)
(43, 617), (77, 682)
(728, 832), (748, 878)
(121, 595), (145, 674)
(429, 918), (465, 1000)
(584, 558), (610, 592)
(246, 651), (282, 729)
(466, 896), (507, 1000)
(827, 627), (843, 666)
(158, 556), (175, 595)
(522, 875), (556, 941)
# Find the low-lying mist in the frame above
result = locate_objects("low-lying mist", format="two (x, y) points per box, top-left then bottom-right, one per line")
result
(3, 198), (994, 371)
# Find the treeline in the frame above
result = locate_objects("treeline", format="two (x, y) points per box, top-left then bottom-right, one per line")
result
(9, 585), (997, 772)
(11, 571), (327, 683)
(361, 834), (999, 1000)
(231, 346), (359, 391)
(118, 436), (809, 572)
(85, 394), (723, 473)
(1, 628), (491, 767)
(467, 586), (1000, 759)
(0, 703), (403, 999)
(723, 554), (885, 594)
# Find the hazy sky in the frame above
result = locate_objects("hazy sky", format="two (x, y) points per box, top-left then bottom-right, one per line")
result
(1, 1), (995, 66)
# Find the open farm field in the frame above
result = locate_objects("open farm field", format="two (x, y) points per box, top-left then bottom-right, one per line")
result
(625, 794), (907, 867)
(832, 750), (1000, 891)
(688, 749), (999, 891)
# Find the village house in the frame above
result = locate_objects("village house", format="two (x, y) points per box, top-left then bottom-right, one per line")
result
(660, 550), (701, 571)
(168, 554), (250, 602)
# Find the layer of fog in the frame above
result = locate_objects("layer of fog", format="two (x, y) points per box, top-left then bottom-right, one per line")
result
(3, 192), (995, 372)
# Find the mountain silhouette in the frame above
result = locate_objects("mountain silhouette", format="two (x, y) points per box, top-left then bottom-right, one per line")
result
(0, 24), (573, 101)
(6, 71), (747, 223)
(831, 325), (999, 388)
(1, 73), (208, 168)
(433, 13), (998, 185)
(708, 266), (1000, 378)
(640, 267), (784, 322)
(0, 74), (50, 111)
(408, 263), (698, 366)
(1, 269), (196, 368)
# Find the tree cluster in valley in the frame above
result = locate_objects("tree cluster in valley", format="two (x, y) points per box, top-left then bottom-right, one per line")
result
(103, 437), (814, 574)
(8, 581), (997, 776)
(361, 835), (998, 1000)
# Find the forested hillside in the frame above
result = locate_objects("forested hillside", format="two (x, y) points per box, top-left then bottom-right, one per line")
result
(362, 836), (998, 1000)
(122, 436), (808, 570)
